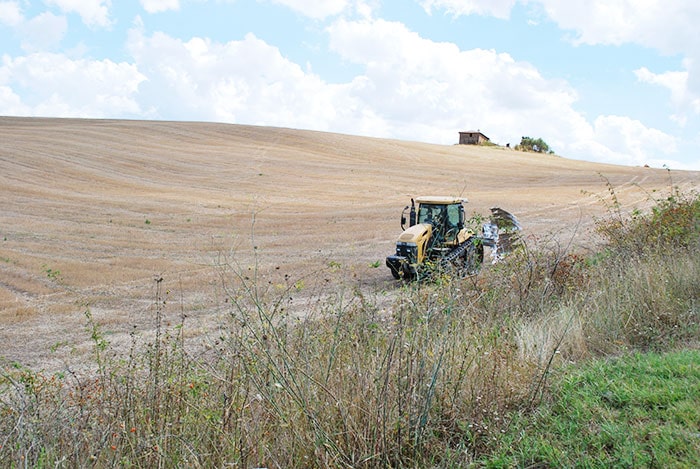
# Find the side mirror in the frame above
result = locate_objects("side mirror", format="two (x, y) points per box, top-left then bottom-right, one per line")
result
(401, 206), (409, 230)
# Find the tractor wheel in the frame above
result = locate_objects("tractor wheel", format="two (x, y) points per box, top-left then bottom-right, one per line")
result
(458, 238), (484, 277)
(389, 265), (401, 279)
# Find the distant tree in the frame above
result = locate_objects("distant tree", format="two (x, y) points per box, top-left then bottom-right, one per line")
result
(516, 136), (554, 154)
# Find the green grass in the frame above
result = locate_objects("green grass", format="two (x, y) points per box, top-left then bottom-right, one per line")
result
(483, 349), (700, 467)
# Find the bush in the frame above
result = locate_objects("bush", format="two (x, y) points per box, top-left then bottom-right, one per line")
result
(515, 136), (554, 154)
(0, 278), (539, 467)
(594, 172), (699, 254)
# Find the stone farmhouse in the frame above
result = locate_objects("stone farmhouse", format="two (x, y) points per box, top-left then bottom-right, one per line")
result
(458, 131), (490, 145)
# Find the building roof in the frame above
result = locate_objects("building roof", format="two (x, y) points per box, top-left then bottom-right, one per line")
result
(459, 130), (489, 139)
(415, 196), (468, 205)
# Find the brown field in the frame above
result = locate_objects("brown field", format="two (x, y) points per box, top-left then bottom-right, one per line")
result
(1, 117), (699, 370)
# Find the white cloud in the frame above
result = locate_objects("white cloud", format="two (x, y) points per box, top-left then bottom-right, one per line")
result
(126, 28), (347, 127)
(46, 0), (112, 28)
(0, 1), (23, 26)
(326, 18), (584, 144)
(0, 84), (30, 114)
(18, 12), (67, 52)
(534, 1), (700, 124)
(0, 5), (67, 53)
(324, 17), (691, 168)
(268, 0), (352, 19)
(421, 1), (700, 54)
(418, 0), (700, 166)
(591, 115), (676, 167)
(419, 0), (517, 19)
(635, 67), (687, 105)
(0, 53), (145, 116)
(536, 0), (700, 53)
(140, 0), (179, 14)
(635, 64), (700, 126)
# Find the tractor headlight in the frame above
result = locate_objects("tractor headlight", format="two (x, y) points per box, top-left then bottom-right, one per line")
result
(396, 242), (417, 263)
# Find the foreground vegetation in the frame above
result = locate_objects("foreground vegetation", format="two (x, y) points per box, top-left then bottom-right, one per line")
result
(1, 184), (699, 467)
(484, 349), (700, 467)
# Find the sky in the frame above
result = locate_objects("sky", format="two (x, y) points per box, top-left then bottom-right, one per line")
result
(1, 1), (699, 170)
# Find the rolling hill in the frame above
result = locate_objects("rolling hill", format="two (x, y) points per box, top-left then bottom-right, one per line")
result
(1, 116), (698, 369)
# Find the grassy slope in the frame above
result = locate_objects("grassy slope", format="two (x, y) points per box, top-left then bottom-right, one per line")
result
(485, 349), (700, 467)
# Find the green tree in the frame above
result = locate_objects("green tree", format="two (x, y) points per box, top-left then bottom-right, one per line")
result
(516, 136), (553, 154)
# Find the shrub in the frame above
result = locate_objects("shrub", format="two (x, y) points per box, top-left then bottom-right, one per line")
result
(596, 182), (700, 256)
(514, 136), (554, 154)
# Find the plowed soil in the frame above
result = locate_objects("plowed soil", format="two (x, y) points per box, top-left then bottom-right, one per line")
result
(1, 117), (698, 369)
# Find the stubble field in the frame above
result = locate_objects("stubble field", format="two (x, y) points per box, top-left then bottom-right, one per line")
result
(1, 117), (698, 370)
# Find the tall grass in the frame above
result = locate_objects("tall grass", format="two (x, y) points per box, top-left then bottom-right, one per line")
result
(1, 186), (698, 467)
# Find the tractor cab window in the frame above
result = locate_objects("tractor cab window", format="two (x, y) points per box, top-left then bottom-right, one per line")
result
(418, 204), (446, 225)
(419, 203), (462, 230)
(446, 204), (461, 228)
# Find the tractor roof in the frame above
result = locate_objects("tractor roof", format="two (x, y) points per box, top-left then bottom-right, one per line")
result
(415, 196), (468, 205)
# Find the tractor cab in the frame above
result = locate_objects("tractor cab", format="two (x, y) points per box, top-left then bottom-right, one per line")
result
(417, 200), (463, 245)
(402, 197), (467, 246)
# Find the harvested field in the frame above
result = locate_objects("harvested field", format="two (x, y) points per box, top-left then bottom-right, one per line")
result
(1, 117), (698, 369)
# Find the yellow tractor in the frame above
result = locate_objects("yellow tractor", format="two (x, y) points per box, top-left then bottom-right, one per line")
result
(386, 196), (520, 280)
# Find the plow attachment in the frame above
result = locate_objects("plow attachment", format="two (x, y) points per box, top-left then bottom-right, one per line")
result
(481, 207), (522, 262)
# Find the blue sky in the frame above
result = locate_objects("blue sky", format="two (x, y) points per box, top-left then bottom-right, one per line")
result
(1, 1), (699, 170)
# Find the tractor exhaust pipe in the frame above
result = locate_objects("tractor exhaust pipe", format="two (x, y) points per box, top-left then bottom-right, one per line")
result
(409, 198), (416, 226)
